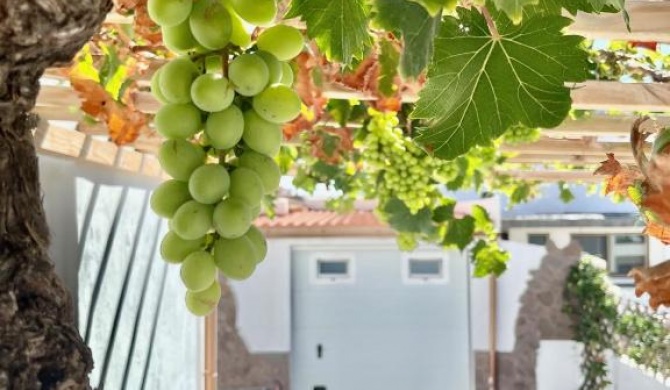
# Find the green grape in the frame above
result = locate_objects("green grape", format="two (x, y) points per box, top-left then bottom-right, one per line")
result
(180, 251), (218, 292)
(237, 151), (281, 194)
(279, 62), (294, 86)
(150, 180), (192, 218)
(226, 5), (252, 48)
(190, 74), (234, 112)
(155, 103), (202, 139)
(162, 20), (199, 54)
(229, 167), (264, 207)
(228, 0), (277, 27)
(256, 51), (283, 85)
(159, 57), (200, 104)
(252, 84), (301, 124)
(189, 0), (232, 50)
(205, 105), (244, 150)
(171, 200), (214, 240)
(148, 0), (192, 27)
(151, 68), (170, 104)
(160, 231), (205, 264)
(396, 233), (418, 251)
(158, 139), (205, 181)
(212, 198), (251, 239)
(242, 110), (282, 157)
(229, 54), (269, 97)
(244, 225), (268, 263)
(213, 236), (257, 280)
(188, 164), (230, 204)
(256, 25), (303, 61)
(185, 280), (221, 316)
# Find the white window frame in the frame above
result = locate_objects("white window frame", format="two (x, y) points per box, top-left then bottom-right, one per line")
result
(401, 251), (449, 285)
(309, 252), (355, 285)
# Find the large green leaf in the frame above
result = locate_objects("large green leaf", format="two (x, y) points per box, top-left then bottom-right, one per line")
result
(286, 0), (371, 63)
(374, 0), (441, 78)
(411, 8), (588, 160)
(383, 198), (436, 235)
(442, 216), (475, 250)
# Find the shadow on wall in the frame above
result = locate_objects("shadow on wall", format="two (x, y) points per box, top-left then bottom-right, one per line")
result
(475, 240), (583, 390)
(217, 278), (289, 390)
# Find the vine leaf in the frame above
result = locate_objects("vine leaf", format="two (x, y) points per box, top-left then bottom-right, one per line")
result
(286, 0), (371, 64)
(383, 198), (436, 235)
(374, 0), (441, 78)
(491, 0), (539, 24)
(471, 240), (509, 277)
(378, 39), (400, 97)
(442, 215), (475, 250)
(409, 0), (457, 16)
(411, 8), (588, 160)
(629, 260), (670, 310)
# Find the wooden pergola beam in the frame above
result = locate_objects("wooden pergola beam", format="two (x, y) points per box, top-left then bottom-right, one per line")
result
(505, 154), (635, 165)
(544, 115), (668, 137)
(501, 138), (641, 156)
(568, 1), (670, 42)
(34, 80), (670, 116)
(500, 170), (604, 183)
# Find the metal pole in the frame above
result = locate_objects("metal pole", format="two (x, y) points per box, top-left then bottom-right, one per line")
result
(488, 276), (498, 390)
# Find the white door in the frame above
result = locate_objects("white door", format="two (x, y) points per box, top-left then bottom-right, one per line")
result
(291, 244), (472, 390)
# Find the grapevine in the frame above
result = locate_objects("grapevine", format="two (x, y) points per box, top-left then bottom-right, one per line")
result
(146, 0), (303, 316)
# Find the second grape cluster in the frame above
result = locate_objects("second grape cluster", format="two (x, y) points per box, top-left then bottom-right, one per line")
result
(147, 0), (304, 316)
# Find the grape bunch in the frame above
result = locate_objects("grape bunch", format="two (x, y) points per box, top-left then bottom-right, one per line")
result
(363, 109), (442, 214)
(147, 0), (303, 316)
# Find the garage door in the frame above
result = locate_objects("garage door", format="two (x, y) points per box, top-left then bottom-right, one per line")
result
(291, 244), (471, 390)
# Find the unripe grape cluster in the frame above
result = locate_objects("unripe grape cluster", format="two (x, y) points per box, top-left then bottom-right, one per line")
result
(363, 109), (442, 214)
(147, 0), (303, 316)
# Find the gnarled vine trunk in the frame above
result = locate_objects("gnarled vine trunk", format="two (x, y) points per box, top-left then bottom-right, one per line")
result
(0, 1), (111, 388)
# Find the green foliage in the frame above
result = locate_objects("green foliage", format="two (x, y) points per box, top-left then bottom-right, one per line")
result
(286, 0), (371, 63)
(411, 8), (588, 159)
(373, 0), (441, 78)
(378, 39), (400, 96)
(564, 257), (618, 390)
(565, 258), (670, 388)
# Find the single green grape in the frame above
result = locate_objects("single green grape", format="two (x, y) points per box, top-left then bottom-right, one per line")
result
(158, 139), (205, 181)
(171, 200), (214, 240)
(160, 231), (205, 264)
(150, 179), (192, 218)
(180, 251), (218, 292)
(213, 236), (257, 280)
(279, 62), (294, 86)
(237, 151), (281, 194)
(185, 280), (221, 316)
(190, 74), (234, 112)
(229, 167), (264, 207)
(244, 225), (268, 263)
(162, 19), (199, 54)
(228, 54), (269, 97)
(212, 197), (252, 239)
(228, 0), (277, 27)
(155, 103), (201, 139)
(188, 164), (230, 204)
(189, 0), (232, 50)
(256, 25), (304, 61)
(252, 84), (301, 124)
(256, 51), (283, 86)
(242, 110), (282, 157)
(205, 105), (244, 150)
(148, 0), (192, 27)
(158, 57), (200, 104)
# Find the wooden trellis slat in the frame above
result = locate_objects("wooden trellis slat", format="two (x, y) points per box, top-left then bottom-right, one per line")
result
(506, 154), (635, 165)
(34, 80), (670, 116)
(543, 115), (669, 137)
(568, 1), (670, 42)
(500, 139), (639, 156)
(501, 170), (603, 183)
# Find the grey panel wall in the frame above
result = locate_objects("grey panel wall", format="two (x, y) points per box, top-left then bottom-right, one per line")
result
(40, 155), (201, 390)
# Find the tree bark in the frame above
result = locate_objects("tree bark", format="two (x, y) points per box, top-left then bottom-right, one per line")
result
(0, 1), (112, 389)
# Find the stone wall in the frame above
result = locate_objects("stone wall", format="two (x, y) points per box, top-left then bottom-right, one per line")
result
(218, 279), (290, 390)
(475, 240), (582, 390)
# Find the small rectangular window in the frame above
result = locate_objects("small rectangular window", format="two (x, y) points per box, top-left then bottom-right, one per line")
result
(317, 260), (349, 278)
(310, 253), (355, 284)
(402, 252), (449, 284)
(612, 255), (646, 275)
(572, 234), (608, 260)
(528, 234), (549, 246)
(408, 259), (443, 279)
(614, 235), (645, 245)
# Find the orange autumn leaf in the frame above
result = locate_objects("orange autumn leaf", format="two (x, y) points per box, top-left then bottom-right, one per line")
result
(70, 75), (147, 145)
(644, 221), (670, 244)
(642, 190), (670, 226)
(593, 153), (643, 196)
(629, 260), (670, 310)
